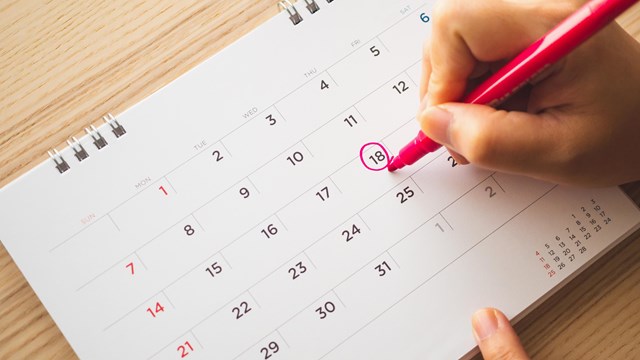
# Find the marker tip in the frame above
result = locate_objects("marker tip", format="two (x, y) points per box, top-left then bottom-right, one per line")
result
(387, 156), (403, 172)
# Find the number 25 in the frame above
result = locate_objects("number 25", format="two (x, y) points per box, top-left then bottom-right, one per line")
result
(396, 186), (415, 204)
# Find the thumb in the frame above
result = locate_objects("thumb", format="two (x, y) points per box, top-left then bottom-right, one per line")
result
(419, 103), (564, 175)
(472, 308), (529, 360)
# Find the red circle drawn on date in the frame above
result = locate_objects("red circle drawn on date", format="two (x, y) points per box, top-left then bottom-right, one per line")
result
(359, 142), (391, 171)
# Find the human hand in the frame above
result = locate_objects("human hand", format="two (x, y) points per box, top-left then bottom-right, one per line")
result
(419, 0), (640, 186)
(472, 308), (529, 360)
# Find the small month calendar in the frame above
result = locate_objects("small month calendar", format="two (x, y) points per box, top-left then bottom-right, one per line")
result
(2, 0), (640, 359)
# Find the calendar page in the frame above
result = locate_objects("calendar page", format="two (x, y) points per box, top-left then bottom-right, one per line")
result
(1, 0), (639, 359)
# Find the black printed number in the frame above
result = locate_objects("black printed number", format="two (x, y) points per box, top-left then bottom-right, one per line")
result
(239, 187), (250, 198)
(396, 186), (415, 204)
(369, 151), (387, 165)
(343, 114), (358, 127)
(342, 224), (362, 242)
(375, 261), (392, 277)
(266, 114), (277, 126)
(286, 151), (304, 166)
(315, 301), (336, 319)
(393, 80), (409, 94)
(261, 224), (279, 239)
(288, 261), (307, 280)
(369, 46), (380, 57)
(315, 186), (330, 201)
(204, 262), (223, 278)
(184, 225), (195, 236)
(485, 186), (497, 198)
(232, 301), (252, 320)
(447, 156), (457, 167)
(260, 341), (280, 359)
(212, 150), (224, 162)
(321, 80), (329, 90)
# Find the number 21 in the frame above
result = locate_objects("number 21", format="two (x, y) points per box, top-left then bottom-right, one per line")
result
(177, 341), (194, 358)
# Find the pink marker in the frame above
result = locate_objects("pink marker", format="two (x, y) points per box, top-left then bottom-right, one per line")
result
(388, 0), (639, 172)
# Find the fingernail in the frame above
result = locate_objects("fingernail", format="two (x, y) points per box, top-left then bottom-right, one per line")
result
(472, 309), (499, 341)
(421, 105), (453, 147)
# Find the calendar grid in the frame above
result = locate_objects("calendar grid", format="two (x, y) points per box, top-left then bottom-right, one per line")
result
(276, 329), (290, 348)
(328, 177), (343, 193)
(219, 139), (233, 157)
(46, 1), (428, 254)
(492, 174), (507, 193)
(247, 177), (261, 194)
(74, 210), (200, 291)
(145, 157), (495, 358)
(274, 213), (289, 231)
(161, 290), (176, 309)
(303, 251), (318, 269)
(164, 176), (178, 194)
(318, 185), (560, 359)
(326, 71), (340, 87)
(191, 330), (204, 349)
(107, 213), (121, 232)
(144, 151), (445, 355)
(247, 289), (261, 308)
(85, 113), (434, 330)
(376, 36), (391, 53)
(227, 175), (506, 359)
(386, 250), (401, 269)
(191, 213), (206, 232)
(135, 253), (148, 270)
(409, 175), (425, 194)
(230, 287), (338, 360)
(356, 213), (372, 231)
(332, 289), (347, 308)
(439, 212), (454, 231)
(405, 70), (419, 87)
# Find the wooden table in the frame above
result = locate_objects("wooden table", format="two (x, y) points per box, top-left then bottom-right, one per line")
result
(1, 1), (639, 358)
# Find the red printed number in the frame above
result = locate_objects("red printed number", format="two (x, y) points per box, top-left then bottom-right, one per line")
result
(177, 341), (194, 358)
(126, 262), (134, 275)
(159, 186), (168, 196)
(146, 302), (165, 318)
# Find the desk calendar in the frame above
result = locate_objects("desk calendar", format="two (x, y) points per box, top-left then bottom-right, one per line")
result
(1, 0), (639, 359)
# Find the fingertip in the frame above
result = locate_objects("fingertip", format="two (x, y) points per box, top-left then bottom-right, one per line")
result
(418, 105), (454, 148)
(471, 308), (499, 342)
(446, 148), (469, 165)
(472, 308), (530, 360)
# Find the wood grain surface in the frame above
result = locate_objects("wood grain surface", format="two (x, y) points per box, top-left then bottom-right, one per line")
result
(1, 1), (639, 359)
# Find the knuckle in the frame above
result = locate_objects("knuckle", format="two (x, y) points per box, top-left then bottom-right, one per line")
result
(433, 0), (460, 27)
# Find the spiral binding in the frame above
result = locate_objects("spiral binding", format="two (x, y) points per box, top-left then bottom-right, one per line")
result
(48, 113), (126, 174)
(304, 0), (320, 14)
(103, 113), (126, 138)
(278, 0), (303, 25)
(48, 149), (70, 174)
(67, 137), (89, 162)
